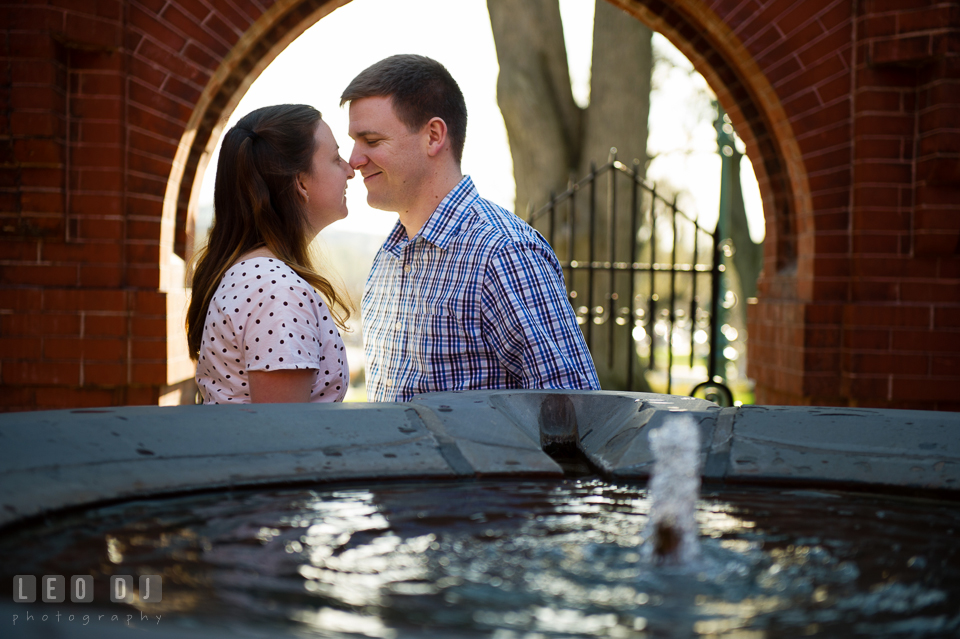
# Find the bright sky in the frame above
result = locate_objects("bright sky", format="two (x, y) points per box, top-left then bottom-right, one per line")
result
(197, 0), (764, 243)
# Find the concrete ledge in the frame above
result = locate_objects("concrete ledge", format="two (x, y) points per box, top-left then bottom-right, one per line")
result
(597, 403), (960, 493)
(0, 403), (458, 529)
(1, 392), (958, 529)
(409, 390), (714, 476)
(721, 405), (960, 490)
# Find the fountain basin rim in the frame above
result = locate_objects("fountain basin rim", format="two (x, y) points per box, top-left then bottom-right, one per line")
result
(0, 390), (957, 530)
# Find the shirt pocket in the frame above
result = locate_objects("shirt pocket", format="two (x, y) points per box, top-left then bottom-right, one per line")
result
(415, 313), (467, 371)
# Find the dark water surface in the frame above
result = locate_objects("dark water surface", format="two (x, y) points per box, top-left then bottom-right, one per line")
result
(2, 479), (959, 638)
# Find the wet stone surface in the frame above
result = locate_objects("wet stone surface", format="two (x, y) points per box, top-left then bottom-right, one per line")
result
(2, 479), (958, 638)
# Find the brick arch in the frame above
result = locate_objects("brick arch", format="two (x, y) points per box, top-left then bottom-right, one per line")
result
(2, 0), (958, 411)
(162, 0), (349, 277)
(170, 0), (810, 296)
(616, 0), (806, 283)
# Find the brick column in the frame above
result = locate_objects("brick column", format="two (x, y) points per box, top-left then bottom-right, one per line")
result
(0, 2), (168, 410)
(841, 0), (960, 409)
(0, 0), (245, 410)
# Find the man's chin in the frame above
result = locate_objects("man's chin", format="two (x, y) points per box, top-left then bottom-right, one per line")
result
(366, 197), (398, 214)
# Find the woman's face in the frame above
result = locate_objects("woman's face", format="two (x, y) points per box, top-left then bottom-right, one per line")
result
(298, 119), (355, 235)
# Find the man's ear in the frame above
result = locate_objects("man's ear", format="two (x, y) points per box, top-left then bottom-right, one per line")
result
(424, 117), (448, 158)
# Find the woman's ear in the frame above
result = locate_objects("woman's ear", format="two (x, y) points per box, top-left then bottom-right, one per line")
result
(296, 173), (310, 202)
(424, 117), (448, 158)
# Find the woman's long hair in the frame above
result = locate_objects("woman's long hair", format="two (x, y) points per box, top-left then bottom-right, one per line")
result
(186, 104), (350, 357)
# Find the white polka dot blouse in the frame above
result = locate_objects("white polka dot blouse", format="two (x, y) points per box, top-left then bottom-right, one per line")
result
(196, 257), (348, 403)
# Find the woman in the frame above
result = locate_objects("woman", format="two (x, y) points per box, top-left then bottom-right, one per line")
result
(186, 104), (354, 403)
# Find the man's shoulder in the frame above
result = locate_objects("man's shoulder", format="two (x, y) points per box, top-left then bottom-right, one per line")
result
(462, 196), (547, 252)
(453, 198), (565, 288)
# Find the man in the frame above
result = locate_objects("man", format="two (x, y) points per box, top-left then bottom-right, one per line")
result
(342, 54), (599, 402)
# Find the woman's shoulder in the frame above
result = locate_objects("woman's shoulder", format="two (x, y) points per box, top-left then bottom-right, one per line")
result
(211, 258), (314, 315)
(223, 255), (304, 285)
(234, 246), (276, 262)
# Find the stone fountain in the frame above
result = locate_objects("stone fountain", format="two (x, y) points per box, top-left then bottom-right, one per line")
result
(1, 391), (958, 637)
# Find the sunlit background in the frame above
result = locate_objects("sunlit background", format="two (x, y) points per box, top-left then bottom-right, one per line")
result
(193, 0), (766, 400)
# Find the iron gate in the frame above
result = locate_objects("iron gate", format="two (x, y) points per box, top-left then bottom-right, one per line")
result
(528, 150), (734, 405)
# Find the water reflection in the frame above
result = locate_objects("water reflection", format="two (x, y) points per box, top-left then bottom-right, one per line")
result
(0, 479), (958, 638)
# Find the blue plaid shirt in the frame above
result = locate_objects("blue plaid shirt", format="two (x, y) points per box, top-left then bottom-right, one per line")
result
(362, 176), (600, 402)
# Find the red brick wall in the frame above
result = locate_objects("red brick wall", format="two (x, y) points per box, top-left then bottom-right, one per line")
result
(843, 0), (960, 409)
(0, 0), (345, 410)
(0, 0), (271, 410)
(617, 0), (960, 410)
(2, 0), (958, 410)
(2, 2), (164, 410)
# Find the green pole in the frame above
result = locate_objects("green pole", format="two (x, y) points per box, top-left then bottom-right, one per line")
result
(712, 101), (740, 382)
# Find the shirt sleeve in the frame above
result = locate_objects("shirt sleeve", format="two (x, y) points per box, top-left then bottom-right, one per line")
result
(479, 240), (601, 390)
(240, 274), (327, 373)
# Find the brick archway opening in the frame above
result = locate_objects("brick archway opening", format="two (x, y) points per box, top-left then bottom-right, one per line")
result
(164, 0), (808, 399)
(3, 0), (958, 411)
(615, 0), (805, 283)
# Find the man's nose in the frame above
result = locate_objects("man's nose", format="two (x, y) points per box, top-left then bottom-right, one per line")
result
(349, 146), (366, 171)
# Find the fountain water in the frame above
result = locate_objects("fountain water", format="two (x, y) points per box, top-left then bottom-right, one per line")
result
(642, 415), (701, 566)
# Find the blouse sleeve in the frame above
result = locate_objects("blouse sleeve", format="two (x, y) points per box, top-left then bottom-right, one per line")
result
(232, 262), (327, 373)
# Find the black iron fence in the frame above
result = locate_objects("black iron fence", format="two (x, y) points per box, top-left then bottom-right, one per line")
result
(528, 150), (734, 405)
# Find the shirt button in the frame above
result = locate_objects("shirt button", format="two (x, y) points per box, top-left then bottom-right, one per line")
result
(395, 321), (402, 331)
(403, 265), (412, 274)
(386, 379), (393, 386)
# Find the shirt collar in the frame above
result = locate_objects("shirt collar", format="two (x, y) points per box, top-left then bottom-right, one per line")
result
(380, 176), (478, 256)
(418, 175), (478, 250)
(381, 220), (408, 258)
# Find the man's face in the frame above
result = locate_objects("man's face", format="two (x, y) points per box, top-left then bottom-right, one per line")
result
(347, 96), (427, 215)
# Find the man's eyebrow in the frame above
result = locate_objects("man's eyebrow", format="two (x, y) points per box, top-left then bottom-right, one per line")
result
(352, 129), (383, 139)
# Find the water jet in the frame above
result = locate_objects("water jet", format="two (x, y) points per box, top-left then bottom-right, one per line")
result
(643, 414), (701, 566)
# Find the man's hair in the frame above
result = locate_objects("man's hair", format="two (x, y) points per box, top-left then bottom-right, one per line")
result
(341, 54), (467, 163)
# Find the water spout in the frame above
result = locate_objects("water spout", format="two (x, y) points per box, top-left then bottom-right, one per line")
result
(642, 415), (701, 565)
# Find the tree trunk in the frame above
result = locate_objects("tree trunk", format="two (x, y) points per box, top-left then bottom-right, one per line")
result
(486, 0), (581, 219)
(578, 0), (651, 180)
(488, 0), (653, 391)
(576, 1), (652, 391)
